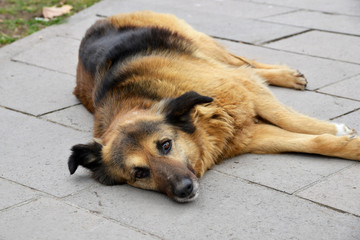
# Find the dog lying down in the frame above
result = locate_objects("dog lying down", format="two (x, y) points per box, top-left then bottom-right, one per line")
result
(68, 11), (359, 202)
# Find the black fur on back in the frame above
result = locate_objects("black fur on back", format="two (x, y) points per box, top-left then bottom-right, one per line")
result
(79, 19), (194, 105)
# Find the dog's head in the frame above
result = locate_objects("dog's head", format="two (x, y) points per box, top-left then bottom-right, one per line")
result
(68, 91), (213, 202)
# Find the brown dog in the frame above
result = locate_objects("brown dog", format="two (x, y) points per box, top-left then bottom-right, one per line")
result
(68, 11), (359, 202)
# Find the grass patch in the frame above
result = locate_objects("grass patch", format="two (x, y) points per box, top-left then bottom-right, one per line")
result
(0, 0), (101, 47)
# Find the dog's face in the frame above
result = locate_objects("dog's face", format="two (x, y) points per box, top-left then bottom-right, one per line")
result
(68, 92), (213, 202)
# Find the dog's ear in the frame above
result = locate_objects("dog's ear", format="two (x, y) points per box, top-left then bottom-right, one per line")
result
(68, 140), (120, 185)
(164, 91), (213, 133)
(68, 140), (103, 175)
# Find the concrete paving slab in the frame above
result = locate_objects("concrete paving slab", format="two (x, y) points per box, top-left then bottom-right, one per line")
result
(65, 171), (360, 240)
(133, 0), (294, 19)
(218, 39), (360, 90)
(264, 10), (360, 35)
(184, 13), (306, 44)
(318, 74), (360, 101)
(0, 108), (93, 197)
(56, 14), (104, 40)
(333, 109), (360, 130)
(12, 36), (80, 76)
(41, 105), (93, 132)
(269, 87), (360, 120)
(0, 197), (157, 240)
(0, 61), (77, 116)
(96, 0), (306, 44)
(97, 0), (292, 18)
(215, 153), (353, 194)
(0, 178), (41, 210)
(266, 31), (360, 64)
(297, 164), (360, 216)
(247, 0), (360, 16)
(0, 25), (58, 61)
(88, 0), (161, 15)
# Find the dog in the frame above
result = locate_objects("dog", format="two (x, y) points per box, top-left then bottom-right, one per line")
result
(68, 11), (359, 202)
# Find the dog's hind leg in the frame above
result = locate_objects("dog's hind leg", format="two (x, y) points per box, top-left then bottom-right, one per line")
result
(243, 123), (360, 161)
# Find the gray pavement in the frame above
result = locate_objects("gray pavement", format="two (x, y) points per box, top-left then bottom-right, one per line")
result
(1, 0), (360, 239)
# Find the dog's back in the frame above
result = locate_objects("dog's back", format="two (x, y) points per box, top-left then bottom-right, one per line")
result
(74, 11), (250, 113)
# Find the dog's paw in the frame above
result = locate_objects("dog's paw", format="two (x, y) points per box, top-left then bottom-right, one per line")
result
(291, 70), (307, 90)
(335, 123), (357, 137)
(276, 68), (307, 90)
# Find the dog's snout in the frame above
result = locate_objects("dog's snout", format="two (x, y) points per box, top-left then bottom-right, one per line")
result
(174, 178), (194, 198)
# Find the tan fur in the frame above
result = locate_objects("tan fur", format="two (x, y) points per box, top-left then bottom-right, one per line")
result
(74, 59), (95, 113)
(71, 11), (359, 201)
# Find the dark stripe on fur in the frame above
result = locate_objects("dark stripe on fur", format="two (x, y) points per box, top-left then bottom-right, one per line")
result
(79, 20), (118, 75)
(79, 20), (193, 105)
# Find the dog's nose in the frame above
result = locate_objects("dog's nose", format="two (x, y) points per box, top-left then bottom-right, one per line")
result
(174, 178), (194, 198)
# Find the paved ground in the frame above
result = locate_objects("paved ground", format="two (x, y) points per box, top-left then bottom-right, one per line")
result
(1, 0), (360, 239)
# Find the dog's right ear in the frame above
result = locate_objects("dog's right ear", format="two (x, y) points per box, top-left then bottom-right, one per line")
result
(68, 140), (103, 175)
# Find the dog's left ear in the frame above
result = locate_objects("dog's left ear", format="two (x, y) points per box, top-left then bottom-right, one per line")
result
(68, 140), (103, 175)
(163, 91), (213, 133)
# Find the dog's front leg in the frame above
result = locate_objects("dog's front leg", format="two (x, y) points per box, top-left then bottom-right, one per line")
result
(243, 123), (360, 161)
(254, 68), (307, 90)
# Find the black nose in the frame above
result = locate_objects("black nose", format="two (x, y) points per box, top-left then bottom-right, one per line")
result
(174, 178), (194, 198)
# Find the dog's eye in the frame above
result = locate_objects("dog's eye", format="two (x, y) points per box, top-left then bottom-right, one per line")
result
(159, 140), (172, 155)
(134, 167), (150, 179)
